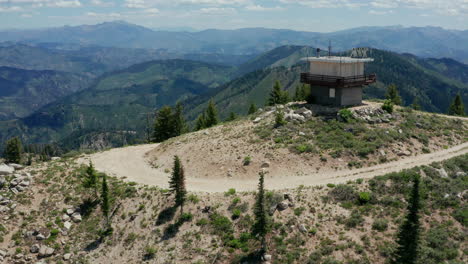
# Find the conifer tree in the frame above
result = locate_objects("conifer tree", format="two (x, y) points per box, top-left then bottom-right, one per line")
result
(411, 97), (421, 110)
(294, 84), (307, 101)
(172, 102), (187, 137)
(268, 80), (290, 106)
(3, 137), (22, 164)
(195, 112), (206, 131)
(448, 93), (465, 116)
(226, 112), (237, 122)
(83, 161), (98, 198)
(169, 156), (187, 211)
(392, 175), (421, 264)
(153, 106), (173, 142)
(248, 103), (257, 115)
(385, 84), (402, 105)
(101, 173), (110, 229)
(274, 109), (286, 128)
(253, 170), (269, 250)
(204, 100), (219, 128)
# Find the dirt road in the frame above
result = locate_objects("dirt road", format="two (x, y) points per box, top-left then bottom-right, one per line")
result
(80, 141), (468, 193)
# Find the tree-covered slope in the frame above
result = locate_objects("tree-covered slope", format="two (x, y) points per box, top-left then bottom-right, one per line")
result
(0, 66), (91, 120)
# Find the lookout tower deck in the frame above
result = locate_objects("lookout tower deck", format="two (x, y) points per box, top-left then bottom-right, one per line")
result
(300, 55), (376, 106)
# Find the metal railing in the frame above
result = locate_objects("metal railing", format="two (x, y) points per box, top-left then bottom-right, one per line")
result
(300, 73), (376, 87)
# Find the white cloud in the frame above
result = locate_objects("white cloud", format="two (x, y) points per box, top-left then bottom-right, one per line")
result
(370, 1), (398, 9)
(49, 0), (81, 7)
(369, 9), (394, 15)
(89, 0), (114, 7)
(0, 6), (23, 12)
(21, 13), (33, 17)
(86, 11), (121, 18)
(198, 7), (236, 15)
(245, 4), (284, 11)
(0, 0), (82, 8)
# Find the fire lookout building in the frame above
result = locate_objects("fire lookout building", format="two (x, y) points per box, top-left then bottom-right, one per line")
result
(300, 56), (376, 106)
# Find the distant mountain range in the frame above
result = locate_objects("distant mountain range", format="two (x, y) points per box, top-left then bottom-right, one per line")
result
(1, 21), (467, 63)
(0, 45), (466, 151)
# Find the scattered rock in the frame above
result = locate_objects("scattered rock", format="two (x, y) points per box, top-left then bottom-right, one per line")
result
(379, 149), (386, 156)
(253, 117), (262, 123)
(268, 205), (277, 216)
(64, 221), (72, 230)
(71, 212), (82, 223)
(38, 245), (54, 257)
(202, 206), (211, 213)
(63, 253), (72, 261)
(298, 224), (307, 233)
(455, 171), (466, 177)
(444, 193), (450, 198)
(284, 193), (293, 202)
(51, 157), (61, 161)
(260, 162), (270, 168)
(62, 214), (70, 221)
(203, 131), (210, 135)
(36, 233), (46, 240)
(298, 131), (305, 136)
(398, 129), (403, 134)
(262, 254), (272, 261)
(397, 150), (411, 156)
(30, 244), (40, 253)
(277, 201), (288, 211)
(0, 249), (7, 257)
(0, 164), (14, 175)
(66, 209), (74, 215)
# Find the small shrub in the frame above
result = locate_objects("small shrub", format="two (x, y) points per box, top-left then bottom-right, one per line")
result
(382, 100), (394, 113)
(144, 245), (157, 260)
(294, 207), (306, 216)
(196, 218), (209, 226)
(327, 183), (336, 188)
(180, 213), (193, 222)
(309, 227), (318, 235)
(358, 192), (371, 204)
(372, 219), (388, 231)
(329, 184), (357, 202)
(338, 109), (354, 122)
(243, 156), (251, 166)
(225, 188), (236, 196)
(187, 194), (200, 203)
(232, 209), (241, 220)
(275, 110), (286, 127)
(345, 210), (364, 228)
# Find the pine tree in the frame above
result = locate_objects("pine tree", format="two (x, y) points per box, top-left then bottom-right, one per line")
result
(172, 102), (187, 137)
(226, 112), (237, 122)
(153, 106), (173, 142)
(274, 109), (286, 128)
(3, 137), (22, 164)
(294, 84), (307, 101)
(268, 81), (288, 106)
(253, 170), (269, 250)
(392, 175), (421, 264)
(101, 173), (110, 229)
(195, 112), (206, 131)
(448, 93), (465, 116)
(411, 97), (421, 110)
(83, 161), (98, 198)
(385, 84), (402, 105)
(248, 103), (257, 115)
(169, 156), (186, 211)
(204, 100), (219, 128)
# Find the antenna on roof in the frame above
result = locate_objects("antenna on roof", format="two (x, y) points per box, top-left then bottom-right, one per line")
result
(328, 40), (331, 58)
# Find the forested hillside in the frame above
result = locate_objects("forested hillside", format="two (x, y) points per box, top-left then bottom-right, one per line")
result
(0, 67), (91, 120)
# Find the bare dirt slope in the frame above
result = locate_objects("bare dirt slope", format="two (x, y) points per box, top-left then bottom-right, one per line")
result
(81, 141), (468, 193)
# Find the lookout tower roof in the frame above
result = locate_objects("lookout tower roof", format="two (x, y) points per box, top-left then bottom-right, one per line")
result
(301, 56), (374, 63)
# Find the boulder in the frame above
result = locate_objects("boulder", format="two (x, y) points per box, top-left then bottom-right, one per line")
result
(263, 254), (272, 261)
(19, 181), (30, 187)
(71, 212), (82, 223)
(62, 214), (70, 221)
(455, 171), (467, 177)
(8, 164), (24, 170)
(0, 164), (14, 175)
(66, 209), (74, 215)
(298, 131), (306, 136)
(277, 201), (288, 211)
(268, 205), (277, 216)
(30, 244), (40, 253)
(436, 168), (448, 178)
(0, 249), (6, 257)
(36, 233), (46, 240)
(284, 193), (293, 202)
(260, 162), (270, 168)
(397, 150), (411, 156)
(51, 157), (60, 161)
(0, 177), (5, 188)
(38, 246), (54, 257)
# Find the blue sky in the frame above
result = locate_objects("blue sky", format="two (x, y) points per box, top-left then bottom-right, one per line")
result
(0, 0), (467, 31)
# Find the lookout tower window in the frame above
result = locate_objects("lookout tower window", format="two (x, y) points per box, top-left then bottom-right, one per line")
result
(329, 88), (335, 98)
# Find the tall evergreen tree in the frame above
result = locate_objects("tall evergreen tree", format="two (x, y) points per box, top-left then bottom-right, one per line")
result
(83, 161), (98, 198)
(392, 174), (421, 264)
(204, 100), (219, 128)
(101, 173), (110, 229)
(248, 103), (257, 115)
(3, 137), (22, 164)
(385, 84), (402, 105)
(153, 106), (173, 142)
(448, 93), (465, 116)
(268, 81), (289, 106)
(172, 102), (187, 137)
(253, 170), (269, 250)
(169, 156), (187, 211)
(411, 97), (421, 110)
(195, 112), (206, 131)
